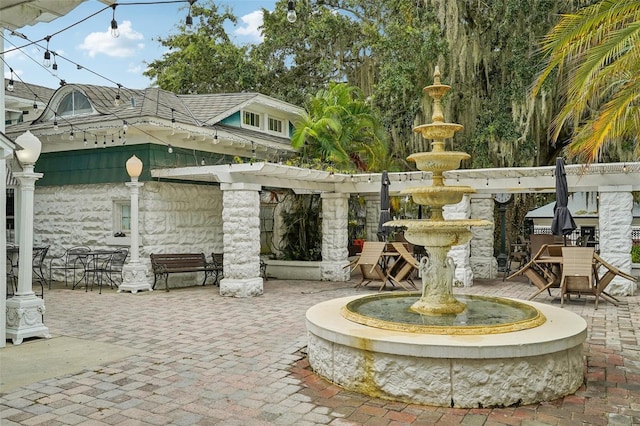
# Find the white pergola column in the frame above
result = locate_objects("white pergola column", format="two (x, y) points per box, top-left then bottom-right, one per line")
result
(119, 155), (151, 293)
(470, 193), (498, 279)
(320, 192), (350, 281)
(220, 183), (263, 297)
(598, 186), (636, 296)
(6, 167), (50, 344)
(364, 194), (380, 241)
(443, 194), (473, 287)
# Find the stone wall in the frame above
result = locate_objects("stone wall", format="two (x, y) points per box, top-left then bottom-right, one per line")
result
(470, 194), (498, 279)
(34, 181), (222, 288)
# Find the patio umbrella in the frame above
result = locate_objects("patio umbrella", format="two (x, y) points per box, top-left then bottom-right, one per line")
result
(377, 170), (392, 241)
(550, 157), (577, 245)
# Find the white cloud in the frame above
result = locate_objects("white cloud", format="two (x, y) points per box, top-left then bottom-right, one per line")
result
(234, 11), (264, 42)
(78, 20), (144, 58)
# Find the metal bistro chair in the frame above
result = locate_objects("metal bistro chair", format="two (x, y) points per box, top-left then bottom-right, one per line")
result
(103, 248), (129, 289)
(32, 246), (50, 298)
(211, 253), (224, 285)
(48, 246), (91, 289)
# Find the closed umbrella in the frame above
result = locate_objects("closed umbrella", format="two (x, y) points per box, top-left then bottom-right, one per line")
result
(551, 157), (577, 245)
(377, 170), (392, 241)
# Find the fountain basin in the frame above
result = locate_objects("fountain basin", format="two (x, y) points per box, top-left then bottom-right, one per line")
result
(413, 123), (465, 141)
(402, 185), (476, 207)
(306, 295), (586, 408)
(386, 219), (491, 247)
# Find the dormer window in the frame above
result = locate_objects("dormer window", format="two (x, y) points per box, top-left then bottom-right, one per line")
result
(243, 111), (261, 129)
(57, 90), (93, 117)
(268, 117), (283, 134)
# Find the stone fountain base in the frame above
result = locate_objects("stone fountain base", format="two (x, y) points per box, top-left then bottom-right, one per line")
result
(306, 295), (586, 408)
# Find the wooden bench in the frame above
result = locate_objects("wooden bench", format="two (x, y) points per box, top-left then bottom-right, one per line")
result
(150, 253), (216, 291)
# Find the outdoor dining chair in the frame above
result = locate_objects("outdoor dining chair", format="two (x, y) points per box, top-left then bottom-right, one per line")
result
(385, 242), (419, 291)
(48, 246), (91, 289)
(348, 241), (388, 290)
(103, 248), (128, 289)
(560, 247), (596, 308)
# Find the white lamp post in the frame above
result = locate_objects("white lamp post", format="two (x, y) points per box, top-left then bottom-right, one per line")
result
(7, 131), (50, 344)
(118, 155), (152, 293)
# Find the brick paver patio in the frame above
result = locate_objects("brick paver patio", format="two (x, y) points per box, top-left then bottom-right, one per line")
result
(2, 274), (639, 425)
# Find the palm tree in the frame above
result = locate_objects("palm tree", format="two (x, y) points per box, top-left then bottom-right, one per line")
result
(291, 82), (390, 171)
(532, 0), (640, 163)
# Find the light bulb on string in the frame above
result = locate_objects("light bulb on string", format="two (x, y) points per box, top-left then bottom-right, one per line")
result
(43, 50), (51, 68)
(43, 36), (51, 67)
(186, 0), (195, 27)
(287, 1), (297, 23)
(83, 132), (87, 146)
(168, 144), (173, 154)
(52, 54), (58, 76)
(122, 121), (128, 132)
(53, 117), (59, 130)
(94, 135), (98, 147)
(114, 84), (122, 106)
(33, 96), (38, 110)
(111, 135), (115, 145)
(103, 135), (107, 148)
(6, 69), (14, 92)
(201, 157), (205, 166)
(69, 131), (74, 141)
(110, 5), (120, 38)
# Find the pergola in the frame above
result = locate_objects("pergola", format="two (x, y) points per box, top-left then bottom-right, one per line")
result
(151, 161), (640, 195)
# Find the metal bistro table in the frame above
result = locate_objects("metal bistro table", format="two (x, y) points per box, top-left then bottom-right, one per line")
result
(74, 249), (117, 293)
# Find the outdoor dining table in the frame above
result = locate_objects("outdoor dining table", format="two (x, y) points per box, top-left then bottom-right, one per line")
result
(72, 249), (118, 291)
(517, 249), (625, 306)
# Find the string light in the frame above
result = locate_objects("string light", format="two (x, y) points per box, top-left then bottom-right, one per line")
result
(53, 116), (59, 130)
(69, 130), (74, 141)
(287, 1), (297, 23)
(33, 96), (38, 110)
(103, 135), (107, 148)
(186, 0), (195, 27)
(114, 84), (122, 106)
(94, 135), (98, 147)
(6, 69), (15, 91)
(167, 144), (173, 154)
(201, 157), (205, 166)
(171, 109), (176, 128)
(110, 4), (120, 38)
(122, 121), (128, 132)
(43, 36), (51, 67)
(52, 53), (58, 76)
(83, 131), (87, 146)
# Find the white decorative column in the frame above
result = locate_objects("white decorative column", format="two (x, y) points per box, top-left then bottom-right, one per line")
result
(118, 155), (152, 294)
(598, 186), (636, 296)
(220, 183), (263, 297)
(443, 194), (473, 287)
(321, 192), (350, 281)
(469, 194), (498, 279)
(6, 131), (50, 345)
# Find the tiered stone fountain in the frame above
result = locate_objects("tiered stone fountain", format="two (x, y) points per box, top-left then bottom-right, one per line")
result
(306, 67), (587, 408)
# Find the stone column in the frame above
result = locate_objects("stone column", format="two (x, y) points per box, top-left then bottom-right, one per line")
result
(443, 195), (473, 287)
(220, 183), (263, 297)
(470, 194), (498, 279)
(598, 186), (636, 296)
(364, 195), (380, 241)
(321, 192), (350, 281)
(6, 168), (50, 344)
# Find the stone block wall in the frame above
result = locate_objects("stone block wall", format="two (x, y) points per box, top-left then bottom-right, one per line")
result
(34, 181), (223, 288)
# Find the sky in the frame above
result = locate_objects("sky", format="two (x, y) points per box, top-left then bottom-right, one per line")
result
(2, 0), (278, 90)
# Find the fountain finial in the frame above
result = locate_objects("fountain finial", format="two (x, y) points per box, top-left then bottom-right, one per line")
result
(433, 65), (441, 85)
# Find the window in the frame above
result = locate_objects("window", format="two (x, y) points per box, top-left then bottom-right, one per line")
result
(268, 117), (283, 134)
(113, 200), (131, 235)
(243, 111), (261, 129)
(57, 90), (93, 117)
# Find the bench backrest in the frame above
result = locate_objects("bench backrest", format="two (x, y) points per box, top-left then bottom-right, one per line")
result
(150, 253), (207, 271)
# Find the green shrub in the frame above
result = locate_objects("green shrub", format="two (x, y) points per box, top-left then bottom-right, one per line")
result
(632, 245), (640, 263)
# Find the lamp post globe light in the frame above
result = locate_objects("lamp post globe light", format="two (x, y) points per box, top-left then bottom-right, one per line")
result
(6, 131), (50, 344)
(118, 155), (152, 293)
